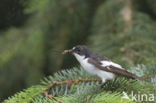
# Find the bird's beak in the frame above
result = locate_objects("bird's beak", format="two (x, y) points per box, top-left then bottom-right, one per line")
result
(62, 49), (73, 54)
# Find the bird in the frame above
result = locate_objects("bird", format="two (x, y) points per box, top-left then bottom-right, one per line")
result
(62, 45), (146, 86)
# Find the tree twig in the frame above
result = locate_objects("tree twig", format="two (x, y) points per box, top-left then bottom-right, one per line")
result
(44, 78), (101, 102)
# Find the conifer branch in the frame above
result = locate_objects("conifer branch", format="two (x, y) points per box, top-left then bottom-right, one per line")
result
(42, 78), (100, 103)
(44, 90), (62, 103)
(45, 78), (101, 91)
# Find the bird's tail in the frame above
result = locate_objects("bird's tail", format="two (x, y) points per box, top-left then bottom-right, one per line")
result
(131, 74), (149, 82)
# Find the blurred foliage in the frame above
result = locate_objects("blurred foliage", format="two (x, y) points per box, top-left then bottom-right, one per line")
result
(0, 0), (28, 30)
(88, 0), (156, 67)
(133, 0), (156, 19)
(0, 0), (156, 102)
(25, 0), (103, 73)
(0, 27), (45, 100)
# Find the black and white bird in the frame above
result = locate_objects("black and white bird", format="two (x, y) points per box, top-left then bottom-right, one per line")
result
(63, 45), (145, 86)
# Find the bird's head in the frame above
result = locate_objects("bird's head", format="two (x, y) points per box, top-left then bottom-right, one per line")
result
(62, 45), (90, 58)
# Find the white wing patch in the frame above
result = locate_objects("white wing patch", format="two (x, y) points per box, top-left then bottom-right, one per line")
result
(101, 61), (124, 69)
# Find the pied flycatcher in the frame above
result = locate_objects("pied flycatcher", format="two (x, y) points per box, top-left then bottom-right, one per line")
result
(63, 45), (145, 86)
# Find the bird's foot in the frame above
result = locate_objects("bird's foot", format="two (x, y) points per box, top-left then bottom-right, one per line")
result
(100, 82), (105, 88)
(96, 82), (105, 88)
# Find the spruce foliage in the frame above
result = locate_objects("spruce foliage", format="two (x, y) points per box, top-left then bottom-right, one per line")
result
(3, 65), (156, 103)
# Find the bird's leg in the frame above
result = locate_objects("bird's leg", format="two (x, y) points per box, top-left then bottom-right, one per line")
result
(100, 83), (105, 88)
(99, 82), (106, 88)
(98, 79), (106, 88)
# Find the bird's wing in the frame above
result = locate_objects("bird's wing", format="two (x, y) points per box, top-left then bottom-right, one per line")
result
(88, 58), (145, 81)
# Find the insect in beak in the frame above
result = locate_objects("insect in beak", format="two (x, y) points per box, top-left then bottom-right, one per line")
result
(62, 49), (73, 54)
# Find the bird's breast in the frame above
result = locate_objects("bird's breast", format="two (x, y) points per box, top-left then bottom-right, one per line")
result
(73, 53), (100, 75)
(79, 58), (99, 75)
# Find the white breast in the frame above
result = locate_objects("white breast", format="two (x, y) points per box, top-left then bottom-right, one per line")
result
(73, 53), (97, 75)
(73, 53), (116, 83)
